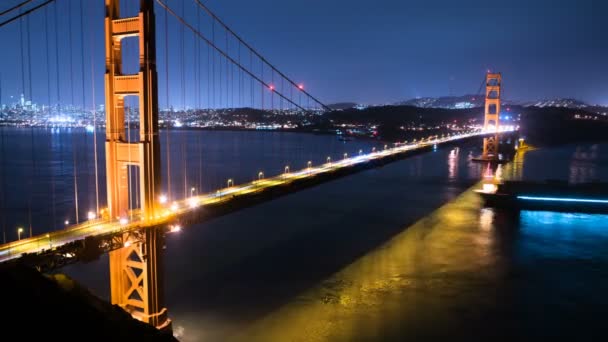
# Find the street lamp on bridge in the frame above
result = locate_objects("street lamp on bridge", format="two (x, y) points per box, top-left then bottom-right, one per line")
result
(17, 227), (23, 241)
(227, 179), (234, 187)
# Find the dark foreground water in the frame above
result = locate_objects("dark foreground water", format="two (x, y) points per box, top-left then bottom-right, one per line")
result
(1, 128), (607, 341)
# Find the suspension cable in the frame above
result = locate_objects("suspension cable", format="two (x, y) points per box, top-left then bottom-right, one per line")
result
(191, 0), (329, 111)
(0, 0), (54, 28)
(0, 0), (34, 16)
(155, 0), (313, 113)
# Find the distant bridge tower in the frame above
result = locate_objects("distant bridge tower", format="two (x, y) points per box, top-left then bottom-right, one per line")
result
(104, 0), (169, 330)
(482, 72), (501, 159)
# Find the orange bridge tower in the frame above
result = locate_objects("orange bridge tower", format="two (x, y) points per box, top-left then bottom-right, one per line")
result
(104, 0), (169, 330)
(482, 72), (502, 159)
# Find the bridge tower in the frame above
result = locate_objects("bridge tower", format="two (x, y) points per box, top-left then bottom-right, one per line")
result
(482, 72), (502, 159)
(104, 0), (169, 330)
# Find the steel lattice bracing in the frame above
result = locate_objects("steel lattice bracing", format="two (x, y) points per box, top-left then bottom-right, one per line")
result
(104, 0), (169, 331)
(109, 228), (169, 329)
(482, 72), (501, 158)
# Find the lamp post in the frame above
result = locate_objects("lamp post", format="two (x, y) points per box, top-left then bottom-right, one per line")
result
(227, 179), (233, 187)
(307, 161), (312, 173)
(17, 227), (23, 241)
(326, 156), (331, 165)
(190, 187), (196, 197)
(284, 166), (290, 176)
(258, 171), (264, 180)
(358, 149), (363, 156)
(343, 153), (348, 160)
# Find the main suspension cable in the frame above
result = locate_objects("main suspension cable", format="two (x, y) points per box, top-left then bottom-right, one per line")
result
(191, 0), (329, 111)
(0, 0), (54, 28)
(155, 0), (312, 113)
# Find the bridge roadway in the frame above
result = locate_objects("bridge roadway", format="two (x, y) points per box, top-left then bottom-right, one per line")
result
(0, 130), (508, 270)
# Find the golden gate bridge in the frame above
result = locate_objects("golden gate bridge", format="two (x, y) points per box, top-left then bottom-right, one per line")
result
(0, 0), (513, 331)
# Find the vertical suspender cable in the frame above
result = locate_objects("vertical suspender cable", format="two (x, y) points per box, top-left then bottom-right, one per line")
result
(89, 0), (99, 215)
(44, 5), (57, 229)
(180, 0), (186, 198)
(54, 0), (60, 116)
(225, 27), (229, 109)
(68, 0), (79, 224)
(164, 0), (171, 199)
(218, 22), (222, 109)
(250, 50), (253, 107)
(26, 10), (35, 237)
(0, 89), (5, 242)
(196, 6), (202, 191)
(79, 0), (91, 213)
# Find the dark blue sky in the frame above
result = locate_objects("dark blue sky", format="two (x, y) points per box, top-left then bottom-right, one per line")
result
(0, 0), (607, 108)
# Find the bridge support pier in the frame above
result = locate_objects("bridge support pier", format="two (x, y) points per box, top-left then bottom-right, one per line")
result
(105, 0), (168, 330)
(109, 228), (170, 330)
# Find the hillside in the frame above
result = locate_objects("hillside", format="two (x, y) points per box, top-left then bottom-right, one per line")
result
(0, 264), (177, 342)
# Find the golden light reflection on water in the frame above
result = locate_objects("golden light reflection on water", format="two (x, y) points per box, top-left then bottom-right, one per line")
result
(230, 186), (502, 342)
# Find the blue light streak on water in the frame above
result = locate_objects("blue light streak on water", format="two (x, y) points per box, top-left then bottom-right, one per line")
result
(517, 196), (608, 204)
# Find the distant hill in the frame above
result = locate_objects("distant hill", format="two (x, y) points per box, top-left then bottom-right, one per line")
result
(396, 95), (485, 109)
(521, 98), (589, 109)
(328, 105), (481, 124)
(395, 95), (603, 111)
(327, 102), (359, 110)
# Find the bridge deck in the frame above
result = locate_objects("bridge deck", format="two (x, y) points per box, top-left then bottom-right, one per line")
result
(0, 130), (509, 269)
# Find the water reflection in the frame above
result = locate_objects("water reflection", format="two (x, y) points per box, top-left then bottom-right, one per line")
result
(569, 145), (599, 183)
(447, 147), (459, 180)
(233, 189), (501, 342)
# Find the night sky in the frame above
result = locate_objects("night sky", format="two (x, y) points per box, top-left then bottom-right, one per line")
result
(0, 0), (607, 108)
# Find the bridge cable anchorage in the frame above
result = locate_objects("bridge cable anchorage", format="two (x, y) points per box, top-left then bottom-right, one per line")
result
(154, 0), (318, 114)
(0, 0), (54, 28)
(191, 0), (330, 112)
